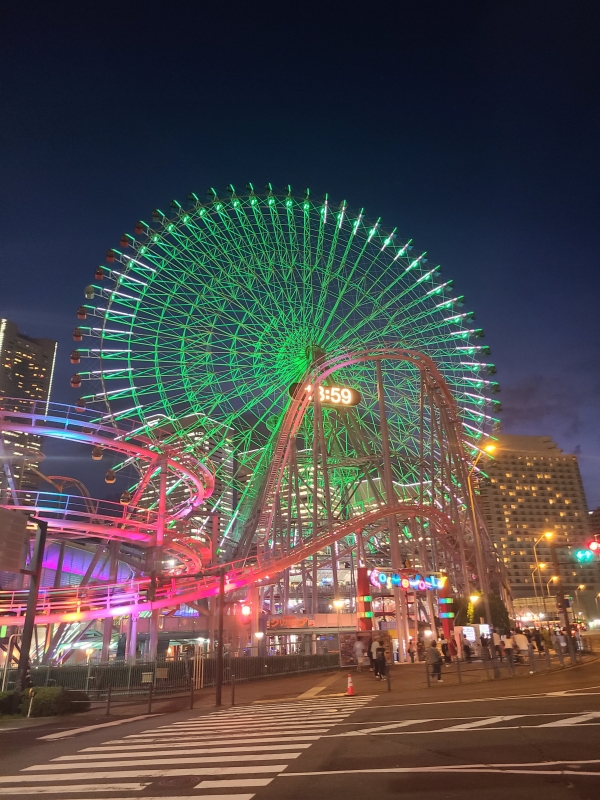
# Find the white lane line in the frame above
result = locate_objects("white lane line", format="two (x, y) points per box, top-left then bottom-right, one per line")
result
(280, 757), (600, 777)
(336, 719), (436, 736)
(125, 724), (334, 736)
(36, 715), (161, 740)
(196, 779), (274, 788)
(55, 743), (311, 761)
(296, 672), (342, 698)
(0, 765), (287, 783)
(439, 715), (523, 732)
(27, 752), (301, 770)
(168, 713), (344, 724)
(117, 730), (330, 743)
(85, 735), (321, 751)
(539, 712), (600, 727)
(0, 784), (149, 795)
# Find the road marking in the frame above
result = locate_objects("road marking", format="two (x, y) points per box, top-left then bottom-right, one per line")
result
(0, 766), (288, 783)
(196, 779), (274, 788)
(0, 784), (150, 795)
(118, 730), (330, 742)
(439, 715), (522, 731)
(85, 735), (322, 751)
(539, 712), (600, 727)
(280, 758), (600, 778)
(27, 752), (302, 770)
(297, 672), (341, 699)
(36, 714), (161, 740)
(55, 743), (311, 761)
(337, 719), (435, 736)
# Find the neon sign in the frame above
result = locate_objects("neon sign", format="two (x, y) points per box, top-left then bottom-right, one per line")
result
(369, 568), (446, 592)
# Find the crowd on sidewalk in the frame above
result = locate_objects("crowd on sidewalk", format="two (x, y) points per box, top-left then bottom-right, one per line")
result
(352, 625), (584, 683)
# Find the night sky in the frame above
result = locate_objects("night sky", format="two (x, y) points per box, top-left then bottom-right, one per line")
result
(1, 2), (599, 506)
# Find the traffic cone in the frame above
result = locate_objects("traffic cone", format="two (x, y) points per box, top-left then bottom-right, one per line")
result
(346, 673), (356, 697)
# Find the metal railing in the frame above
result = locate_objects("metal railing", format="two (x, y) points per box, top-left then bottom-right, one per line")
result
(1, 653), (340, 698)
(424, 639), (594, 686)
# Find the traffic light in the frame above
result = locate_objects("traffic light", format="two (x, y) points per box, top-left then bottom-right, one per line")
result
(575, 549), (594, 563)
(240, 603), (252, 620)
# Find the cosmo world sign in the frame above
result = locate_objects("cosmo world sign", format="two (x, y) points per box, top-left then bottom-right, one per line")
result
(369, 568), (447, 592)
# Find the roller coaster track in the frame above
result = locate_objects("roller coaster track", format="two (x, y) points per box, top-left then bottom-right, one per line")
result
(0, 349), (487, 625)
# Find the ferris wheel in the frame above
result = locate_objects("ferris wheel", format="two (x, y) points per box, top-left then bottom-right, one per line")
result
(72, 184), (499, 559)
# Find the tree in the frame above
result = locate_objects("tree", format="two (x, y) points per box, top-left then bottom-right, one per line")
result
(453, 592), (510, 631)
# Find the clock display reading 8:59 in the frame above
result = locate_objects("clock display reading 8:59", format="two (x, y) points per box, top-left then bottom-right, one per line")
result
(289, 382), (361, 407)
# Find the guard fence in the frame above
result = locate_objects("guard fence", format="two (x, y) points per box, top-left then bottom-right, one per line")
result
(2, 652), (340, 701)
(424, 636), (595, 686)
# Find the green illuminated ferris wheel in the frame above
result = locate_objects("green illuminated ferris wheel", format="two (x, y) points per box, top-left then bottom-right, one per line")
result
(73, 184), (499, 555)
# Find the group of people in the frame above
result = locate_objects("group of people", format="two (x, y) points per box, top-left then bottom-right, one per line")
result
(353, 637), (388, 679)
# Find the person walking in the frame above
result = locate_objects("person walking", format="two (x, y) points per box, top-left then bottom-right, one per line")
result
(448, 636), (458, 661)
(407, 639), (416, 663)
(374, 639), (387, 680)
(426, 640), (443, 682)
(416, 639), (425, 662)
(440, 635), (451, 664)
(353, 638), (365, 672)
(502, 631), (515, 669)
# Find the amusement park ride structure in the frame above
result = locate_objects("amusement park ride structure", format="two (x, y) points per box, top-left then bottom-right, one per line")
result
(0, 186), (506, 661)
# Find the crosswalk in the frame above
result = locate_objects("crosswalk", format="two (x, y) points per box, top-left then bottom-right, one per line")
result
(0, 695), (373, 799)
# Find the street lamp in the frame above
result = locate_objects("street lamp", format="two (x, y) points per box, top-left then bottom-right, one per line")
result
(546, 575), (559, 596)
(533, 532), (553, 613)
(531, 562), (547, 616)
(466, 444), (496, 622)
(575, 584), (585, 619)
(333, 599), (344, 667)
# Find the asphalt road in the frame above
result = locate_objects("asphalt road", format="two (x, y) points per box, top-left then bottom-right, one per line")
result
(1, 659), (599, 799)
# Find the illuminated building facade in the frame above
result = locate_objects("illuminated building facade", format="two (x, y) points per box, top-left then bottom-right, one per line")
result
(0, 318), (57, 497)
(479, 435), (599, 611)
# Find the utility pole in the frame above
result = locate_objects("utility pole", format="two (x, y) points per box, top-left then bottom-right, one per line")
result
(549, 538), (574, 650)
(215, 567), (225, 706)
(15, 519), (47, 695)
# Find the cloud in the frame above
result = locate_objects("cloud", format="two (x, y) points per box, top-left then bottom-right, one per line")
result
(499, 372), (599, 443)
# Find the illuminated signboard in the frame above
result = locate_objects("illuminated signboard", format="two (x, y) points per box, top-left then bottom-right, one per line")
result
(289, 382), (361, 407)
(369, 568), (446, 592)
(462, 626), (476, 642)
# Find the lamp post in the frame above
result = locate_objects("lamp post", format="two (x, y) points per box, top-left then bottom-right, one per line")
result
(333, 599), (344, 667)
(466, 444), (496, 625)
(533, 532), (553, 616)
(575, 584), (585, 620)
(547, 534), (575, 649)
(530, 563), (547, 616)
(596, 593), (600, 619)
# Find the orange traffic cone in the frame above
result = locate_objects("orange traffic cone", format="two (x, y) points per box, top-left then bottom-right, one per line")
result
(346, 672), (356, 697)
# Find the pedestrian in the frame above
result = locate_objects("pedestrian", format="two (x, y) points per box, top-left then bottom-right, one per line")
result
(374, 639), (387, 681)
(407, 639), (416, 663)
(440, 635), (451, 664)
(463, 639), (472, 662)
(426, 640), (443, 682)
(493, 630), (503, 661)
(416, 639), (425, 662)
(448, 636), (458, 661)
(353, 638), (365, 672)
(533, 629), (544, 654)
(502, 631), (515, 668)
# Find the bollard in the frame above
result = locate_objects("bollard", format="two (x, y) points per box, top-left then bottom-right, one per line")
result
(386, 663), (391, 692)
(567, 636), (576, 665)
(27, 688), (35, 718)
(455, 656), (462, 684)
(231, 673), (236, 707)
(527, 643), (535, 674)
(190, 679), (194, 710)
(106, 684), (112, 716)
(147, 683), (153, 714)
(425, 661), (431, 687)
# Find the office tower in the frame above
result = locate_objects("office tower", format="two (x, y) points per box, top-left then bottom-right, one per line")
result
(0, 318), (57, 497)
(478, 434), (598, 611)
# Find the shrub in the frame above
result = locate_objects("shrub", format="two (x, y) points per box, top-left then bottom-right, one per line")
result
(0, 687), (90, 717)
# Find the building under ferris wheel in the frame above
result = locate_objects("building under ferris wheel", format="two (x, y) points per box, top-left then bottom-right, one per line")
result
(0, 184), (507, 663)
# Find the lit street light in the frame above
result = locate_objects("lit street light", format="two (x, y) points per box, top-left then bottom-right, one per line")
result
(333, 599), (344, 666)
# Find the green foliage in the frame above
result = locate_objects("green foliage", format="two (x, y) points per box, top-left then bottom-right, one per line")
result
(0, 688), (90, 718)
(452, 592), (511, 631)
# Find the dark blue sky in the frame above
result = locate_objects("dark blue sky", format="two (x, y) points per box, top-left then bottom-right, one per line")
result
(2, 1), (599, 505)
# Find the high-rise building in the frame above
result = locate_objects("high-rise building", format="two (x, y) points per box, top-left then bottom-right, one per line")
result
(478, 434), (599, 612)
(0, 318), (57, 497)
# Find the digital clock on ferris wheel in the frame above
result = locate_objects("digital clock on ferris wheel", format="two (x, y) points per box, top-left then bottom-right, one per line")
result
(289, 382), (361, 407)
